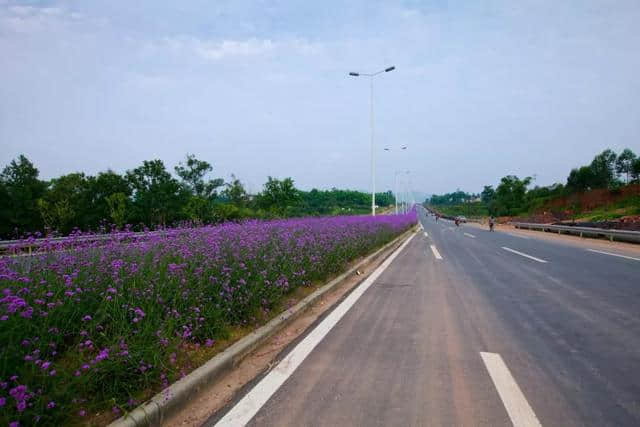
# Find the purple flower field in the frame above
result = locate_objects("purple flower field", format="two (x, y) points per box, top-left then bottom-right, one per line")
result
(0, 212), (415, 425)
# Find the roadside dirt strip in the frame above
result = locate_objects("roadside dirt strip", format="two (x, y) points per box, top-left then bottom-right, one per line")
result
(108, 227), (417, 427)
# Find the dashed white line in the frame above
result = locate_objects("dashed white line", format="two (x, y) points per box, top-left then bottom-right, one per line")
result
(214, 234), (416, 426)
(430, 244), (443, 260)
(464, 232), (476, 238)
(507, 233), (530, 239)
(481, 352), (542, 427)
(502, 247), (548, 263)
(587, 249), (640, 262)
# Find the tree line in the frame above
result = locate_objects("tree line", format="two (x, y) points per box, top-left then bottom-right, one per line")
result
(429, 148), (640, 217)
(0, 154), (395, 239)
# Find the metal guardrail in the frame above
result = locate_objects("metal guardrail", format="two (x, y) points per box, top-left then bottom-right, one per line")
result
(512, 222), (640, 243)
(0, 230), (172, 256)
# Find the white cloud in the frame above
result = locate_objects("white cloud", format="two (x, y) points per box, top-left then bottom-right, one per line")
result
(158, 36), (323, 61)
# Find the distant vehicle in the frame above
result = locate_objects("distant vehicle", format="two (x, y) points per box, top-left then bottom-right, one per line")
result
(457, 216), (467, 223)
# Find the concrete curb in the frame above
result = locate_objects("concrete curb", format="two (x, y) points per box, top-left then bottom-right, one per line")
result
(108, 227), (417, 427)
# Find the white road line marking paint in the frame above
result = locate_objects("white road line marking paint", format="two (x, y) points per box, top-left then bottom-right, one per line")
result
(481, 352), (542, 427)
(507, 233), (530, 239)
(502, 247), (548, 263)
(430, 244), (443, 260)
(214, 233), (416, 426)
(587, 249), (640, 262)
(424, 232), (429, 237)
(464, 232), (475, 238)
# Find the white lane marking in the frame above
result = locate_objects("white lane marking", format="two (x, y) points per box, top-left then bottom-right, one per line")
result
(507, 233), (530, 240)
(214, 233), (416, 426)
(587, 249), (640, 262)
(480, 352), (542, 427)
(502, 247), (547, 263)
(464, 232), (476, 238)
(430, 244), (443, 260)
(424, 231), (429, 237)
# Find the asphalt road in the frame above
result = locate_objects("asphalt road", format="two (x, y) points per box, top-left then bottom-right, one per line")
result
(207, 207), (640, 427)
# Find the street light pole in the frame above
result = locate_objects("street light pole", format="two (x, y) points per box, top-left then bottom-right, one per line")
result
(385, 146), (407, 215)
(395, 172), (398, 215)
(349, 66), (395, 216)
(370, 76), (375, 217)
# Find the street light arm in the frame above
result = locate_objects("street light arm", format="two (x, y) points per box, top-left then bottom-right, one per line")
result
(350, 66), (396, 78)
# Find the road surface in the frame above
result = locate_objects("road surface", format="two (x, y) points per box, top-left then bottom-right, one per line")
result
(206, 207), (640, 427)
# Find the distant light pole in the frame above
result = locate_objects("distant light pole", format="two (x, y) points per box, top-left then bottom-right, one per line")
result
(394, 169), (409, 215)
(349, 66), (396, 216)
(385, 146), (408, 215)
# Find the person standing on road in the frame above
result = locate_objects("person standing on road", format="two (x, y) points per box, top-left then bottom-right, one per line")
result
(489, 216), (495, 232)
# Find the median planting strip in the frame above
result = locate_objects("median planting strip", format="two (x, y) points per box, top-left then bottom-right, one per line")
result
(0, 213), (416, 426)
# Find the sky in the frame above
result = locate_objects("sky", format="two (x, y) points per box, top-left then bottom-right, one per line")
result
(1, 0), (639, 197)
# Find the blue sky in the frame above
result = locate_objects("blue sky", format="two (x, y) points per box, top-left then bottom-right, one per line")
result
(1, 0), (639, 195)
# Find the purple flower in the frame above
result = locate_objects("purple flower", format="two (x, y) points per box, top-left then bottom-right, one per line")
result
(47, 400), (56, 409)
(0, 397), (6, 407)
(95, 348), (109, 362)
(82, 315), (92, 322)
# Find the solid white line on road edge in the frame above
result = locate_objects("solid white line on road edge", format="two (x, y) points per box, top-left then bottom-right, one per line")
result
(464, 232), (476, 238)
(214, 233), (416, 427)
(480, 352), (542, 427)
(502, 247), (547, 264)
(587, 249), (640, 262)
(424, 231), (429, 237)
(430, 244), (443, 260)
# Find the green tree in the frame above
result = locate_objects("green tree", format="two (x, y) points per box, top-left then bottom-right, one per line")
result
(631, 158), (640, 183)
(375, 191), (395, 207)
(38, 173), (92, 233)
(221, 174), (249, 207)
(175, 154), (224, 200)
(127, 160), (189, 225)
(182, 196), (211, 223)
(0, 155), (47, 237)
(493, 175), (532, 216)
(257, 177), (299, 214)
(89, 170), (132, 226)
(615, 148), (637, 184)
(480, 186), (495, 204)
(566, 166), (595, 192)
(589, 149), (618, 189)
(106, 192), (128, 228)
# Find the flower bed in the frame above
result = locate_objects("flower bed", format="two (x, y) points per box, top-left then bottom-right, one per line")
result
(0, 212), (415, 425)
